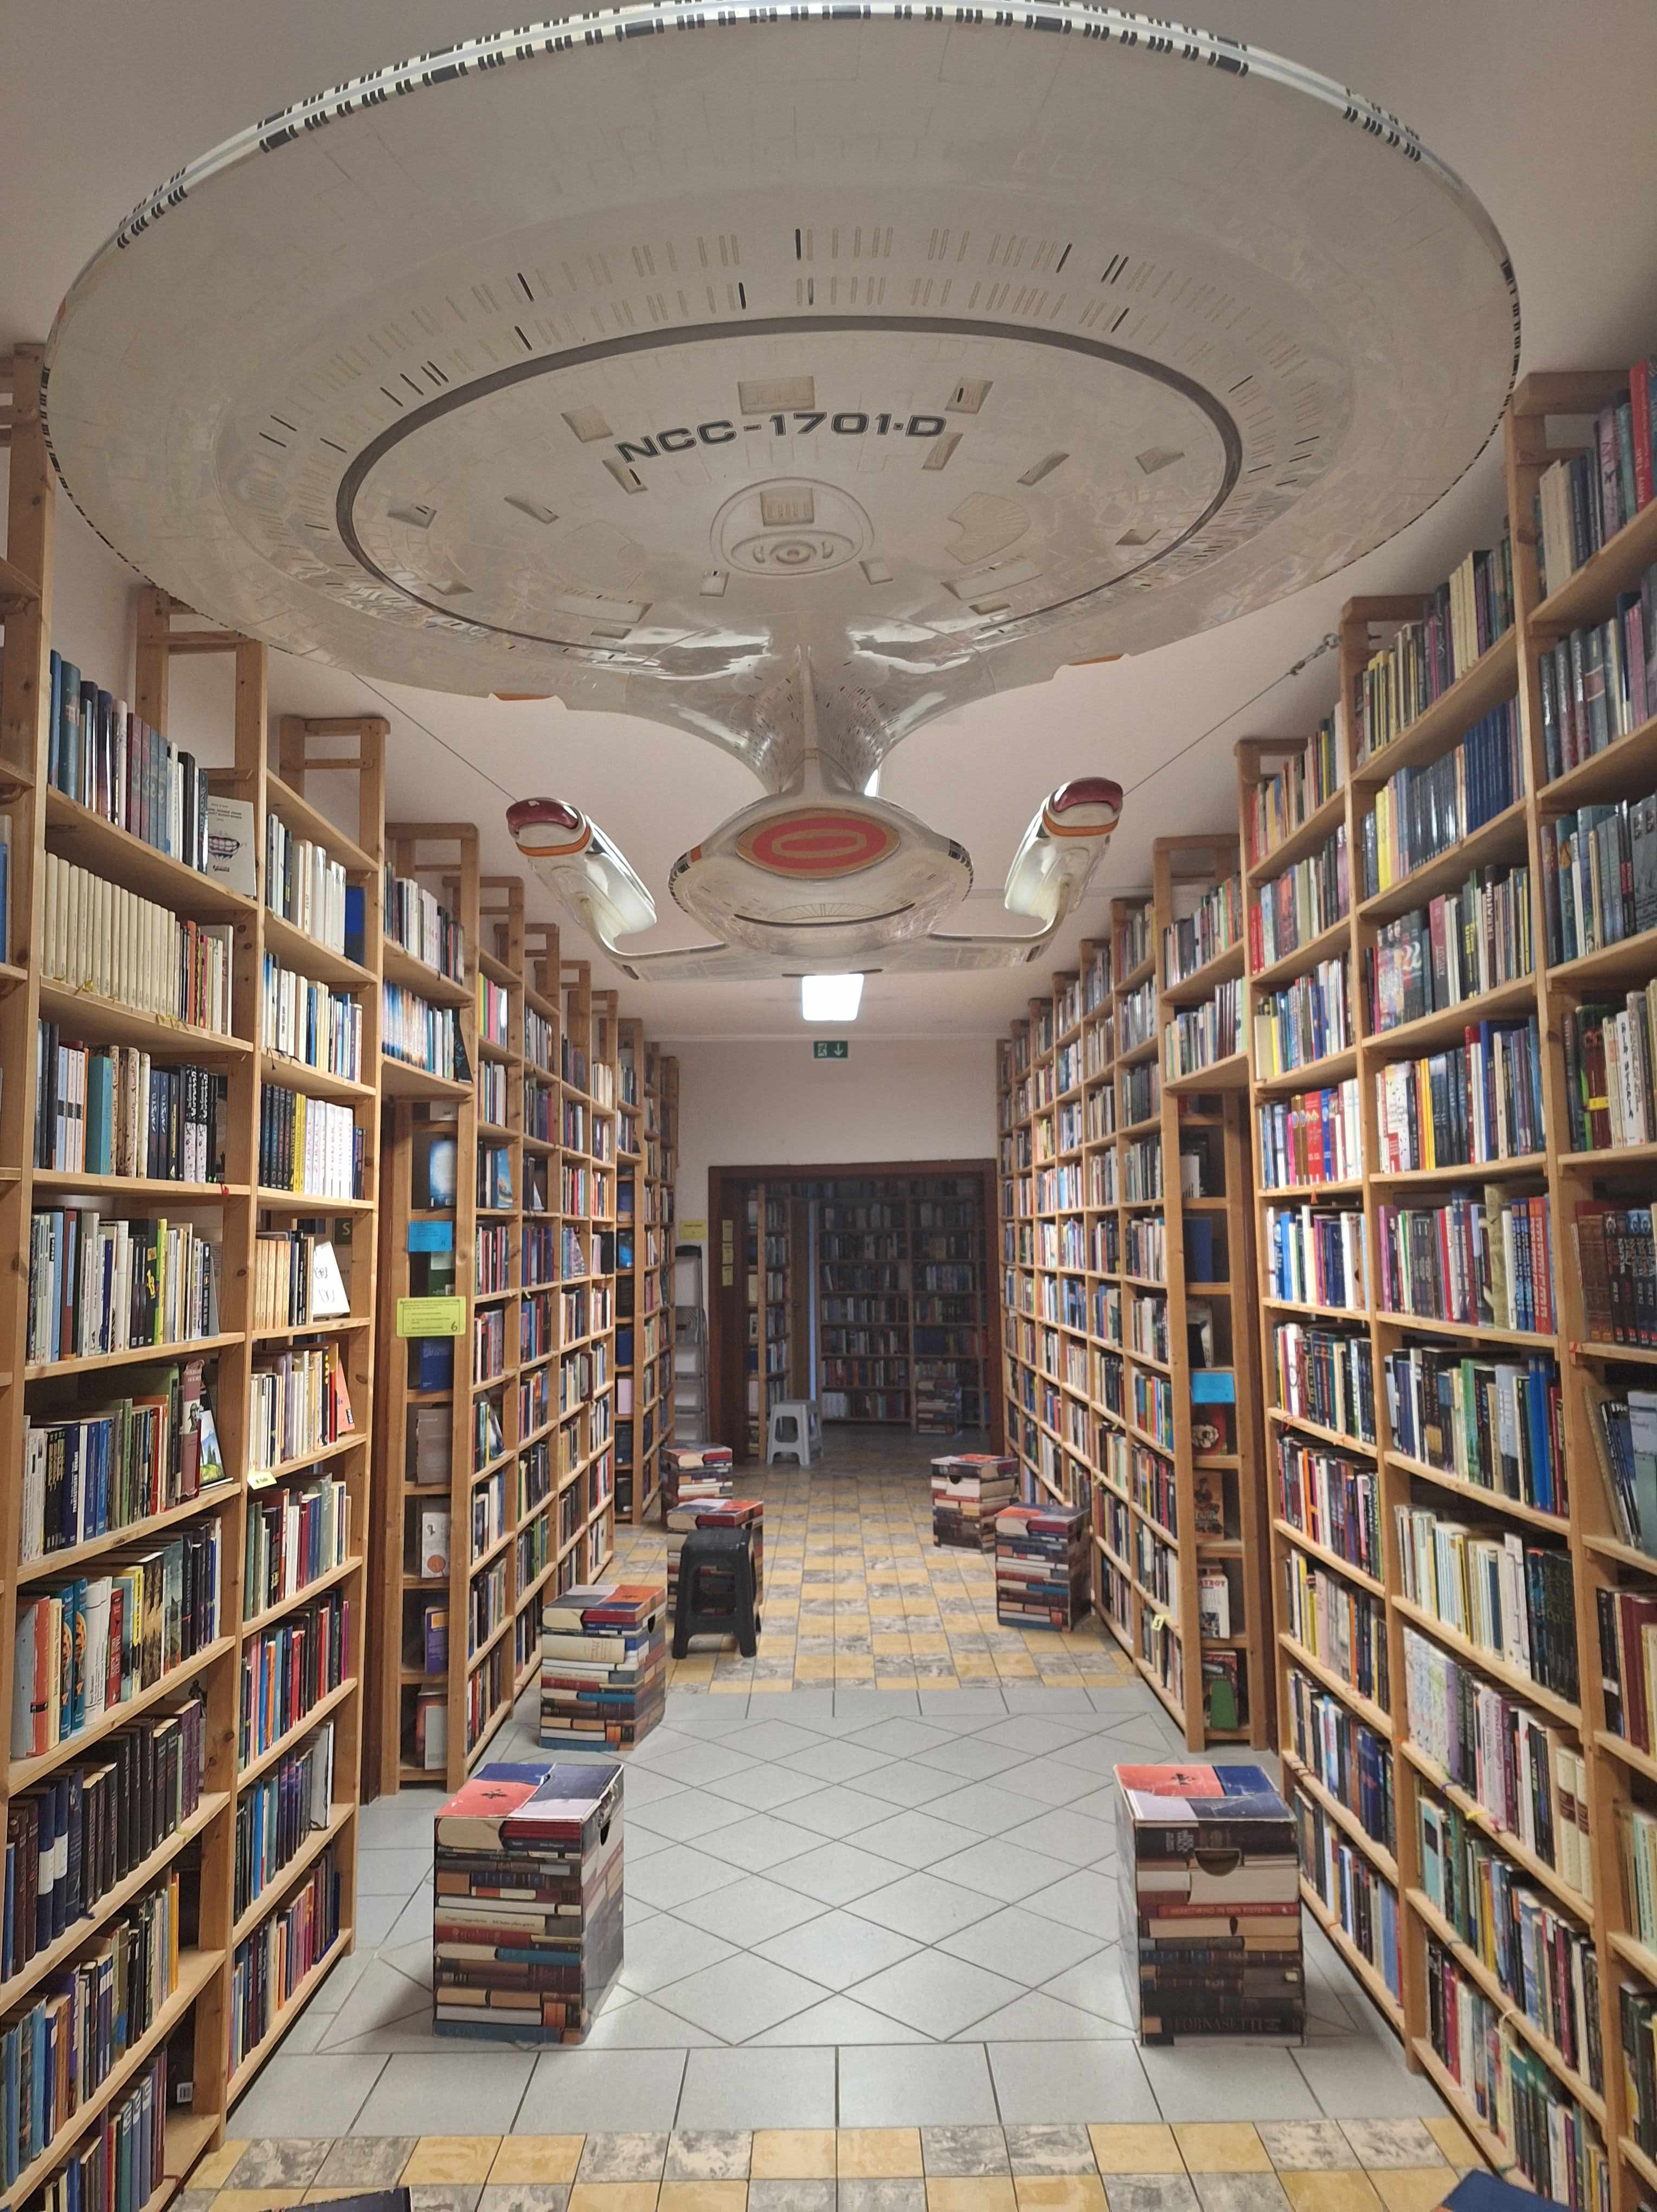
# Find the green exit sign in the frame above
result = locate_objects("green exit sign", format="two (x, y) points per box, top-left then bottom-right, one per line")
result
(813, 1039), (849, 1060)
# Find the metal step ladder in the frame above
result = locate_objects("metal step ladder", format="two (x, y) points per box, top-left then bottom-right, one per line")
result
(673, 1243), (710, 1444)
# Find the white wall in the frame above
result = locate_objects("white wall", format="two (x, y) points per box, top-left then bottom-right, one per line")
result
(671, 1033), (999, 1257)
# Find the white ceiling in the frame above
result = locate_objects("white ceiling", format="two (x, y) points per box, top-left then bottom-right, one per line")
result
(6, 0), (1657, 1040)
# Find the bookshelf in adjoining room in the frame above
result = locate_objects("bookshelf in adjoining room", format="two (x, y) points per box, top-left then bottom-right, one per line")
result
(0, 342), (382, 2192)
(820, 1176), (908, 1425)
(742, 1180), (793, 1449)
(911, 1173), (991, 1433)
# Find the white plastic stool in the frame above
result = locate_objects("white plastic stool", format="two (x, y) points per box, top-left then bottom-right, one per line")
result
(766, 1399), (814, 1467)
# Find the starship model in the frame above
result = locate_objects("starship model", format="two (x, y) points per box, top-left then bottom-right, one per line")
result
(41, 10), (1518, 979)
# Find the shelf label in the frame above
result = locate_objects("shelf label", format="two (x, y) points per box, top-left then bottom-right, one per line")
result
(682, 1219), (707, 1242)
(813, 1039), (849, 1060)
(397, 1294), (466, 1338)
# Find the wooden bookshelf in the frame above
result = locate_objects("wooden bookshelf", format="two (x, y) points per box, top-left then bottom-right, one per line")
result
(614, 1021), (677, 1522)
(0, 345), (380, 2190)
(911, 1173), (991, 1432)
(558, 960), (619, 1586)
(819, 1176), (910, 1424)
(743, 1181), (794, 1447)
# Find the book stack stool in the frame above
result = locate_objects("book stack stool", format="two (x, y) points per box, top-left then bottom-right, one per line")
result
(666, 1495), (765, 1618)
(432, 1760), (624, 2042)
(932, 1453), (1018, 1551)
(995, 1500), (1091, 1628)
(539, 1581), (667, 1748)
(660, 1442), (733, 1515)
(1115, 1760), (1305, 2043)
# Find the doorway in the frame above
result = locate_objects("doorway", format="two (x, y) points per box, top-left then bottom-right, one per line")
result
(707, 1158), (1002, 1462)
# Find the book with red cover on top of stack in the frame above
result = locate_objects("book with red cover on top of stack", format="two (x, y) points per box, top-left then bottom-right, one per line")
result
(660, 1443), (733, 1514)
(540, 1580), (666, 1748)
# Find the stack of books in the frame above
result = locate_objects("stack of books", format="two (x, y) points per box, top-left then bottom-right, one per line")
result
(665, 1497), (764, 1618)
(915, 1381), (964, 1435)
(433, 1760), (624, 2042)
(540, 1581), (667, 1747)
(660, 1443), (733, 1513)
(995, 1500), (1089, 1627)
(932, 1453), (1017, 1551)
(1115, 1761), (1304, 2042)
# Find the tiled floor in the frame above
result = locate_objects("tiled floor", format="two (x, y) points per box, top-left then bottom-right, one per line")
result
(218, 1437), (1461, 2159)
(614, 1431), (1137, 1695)
(184, 2114), (1483, 2212)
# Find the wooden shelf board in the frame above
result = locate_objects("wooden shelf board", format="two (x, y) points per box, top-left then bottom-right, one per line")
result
(37, 981), (249, 1060)
(1356, 798), (1532, 928)
(1387, 1447), (1566, 1531)
(1401, 1737), (1591, 1925)
(1359, 975), (1540, 1059)
(239, 1673), (359, 1789)
(265, 771), (377, 874)
(1252, 1046), (1357, 1098)
(1392, 1596), (1581, 1726)
(381, 1055), (470, 1102)
(261, 910), (376, 991)
(1531, 490), (1657, 635)
(1161, 937), (1247, 1007)
(382, 938), (471, 1007)
(1164, 1051), (1249, 1095)
(18, 1478), (234, 1586)
(225, 1925), (354, 2101)
(1281, 1747), (1398, 1881)
(1367, 1150), (1549, 1188)
(1373, 1309), (1556, 1349)
(1249, 913), (1351, 991)
(1245, 787), (1349, 887)
(261, 1052), (376, 1104)
(256, 1188), (375, 1214)
(1279, 1632), (1393, 1739)
(1273, 1517), (1386, 1598)
(241, 1552), (364, 1639)
(31, 1172), (250, 1202)
(230, 1801), (356, 1946)
(43, 789), (255, 919)
(1299, 1879), (1405, 2034)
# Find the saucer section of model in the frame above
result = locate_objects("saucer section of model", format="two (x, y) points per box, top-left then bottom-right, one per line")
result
(41, 4), (1519, 735)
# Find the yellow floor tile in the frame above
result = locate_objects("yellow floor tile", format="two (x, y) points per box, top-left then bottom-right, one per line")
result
(569, 2187), (661, 2212)
(839, 2130), (924, 2178)
(1174, 2126), (1271, 2174)
(659, 2185), (748, 2212)
(750, 1677), (794, 1692)
(1012, 2180), (1106, 2212)
(405, 2139), (502, 2183)
(928, 2182), (1017, 2212)
(1088, 2127), (1183, 2176)
(1371, 2176), (1456, 2212)
(1422, 2121), (1480, 2171)
(213, 2195), (304, 2212)
(908, 1632), (949, 1656)
(870, 1598), (906, 1616)
(923, 1677), (961, 1692)
(672, 1657), (715, 1681)
(190, 2142), (248, 2190)
(835, 1656), (876, 1679)
(491, 2138), (586, 2183)
(751, 2132), (837, 2179)
(794, 1654), (836, 1680)
(710, 1678), (752, 1693)
(1281, 2175), (1386, 2212)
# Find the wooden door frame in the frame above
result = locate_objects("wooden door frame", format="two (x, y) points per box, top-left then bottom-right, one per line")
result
(708, 1157), (1003, 1462)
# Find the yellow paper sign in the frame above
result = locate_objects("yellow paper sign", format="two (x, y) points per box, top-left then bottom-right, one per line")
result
(397, 1295), (466, 1338)
(681, 1219), (707, 1242)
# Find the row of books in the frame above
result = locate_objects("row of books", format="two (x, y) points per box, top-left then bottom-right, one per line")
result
(1585, 1380), (1657, 1556)
(11, 1523), (223, 1760)
(1, 1692), (205, 1982)
(1402, 1624), (1591, 1902)
(26, 2048), (165, 2212)
(20, 1359), (224, 1564)
(248, 1340), (355, 1475)
(27, 1208), (221, 1367)
(1537, 567), (1657, 781)
(1243, 717), (1342, 867)
(0, 1874), (181, 2189)
(381, 983), (467, 1081)
(1417, 1787), (1602, 2091)
(1424, 1945), (1608, 2205)
(266, 816), (352, 957)
(257, 1086), (362, 1200)
(261, 955), (362, 1083)
(383, 865), (464, 981)
(228, 1848), (341, 2071)
(1366, 863), (1534, 1039)
(1163, 981), (1241, 1079)
(1598, 1586), (1657, 1755)
(35, 1029), (227, 1184)
(1280, 1551), (1390, 1706)
(1395, 1512), (1579, 1702)
(1542, 795), (1657, 972)
(1286, 1665), (1393, 1849)
(1262, 1201), (1368, 1312)
(1164, 874), (1243, 986)
(48, 651), (217, 876)
(43, 854), (235, 1041)
(243, 1474), (350, 1621)
(1562, 993), (1657, 1154)
(250, 1229), (349, 1334)
(1577, 1201), (1657, 1350)
(1296, 1793), (1401, 2002)
(1251, 956), (1350, 1079)
(232, 1720), (333, 1924)
(1375, 1188), (1556, 1336)
(1535, 362), (1657, 597)
(1257, 1080), (1360, 1193)
(1354, 535), (1515, 761)
(1269, 1319), (1377, 1444)
(1275, 1431), (1382, 1581)
(1358, 700), (1524, 901)
(1384, 1347), (1565, 1516)
(1247, 822), (1347, 974)
(236, 1587), (348, 1767)
(1372, 1017), (1545, 1172)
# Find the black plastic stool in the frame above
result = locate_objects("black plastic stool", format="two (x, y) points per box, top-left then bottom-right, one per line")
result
(672, 1526), (759, 1657)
